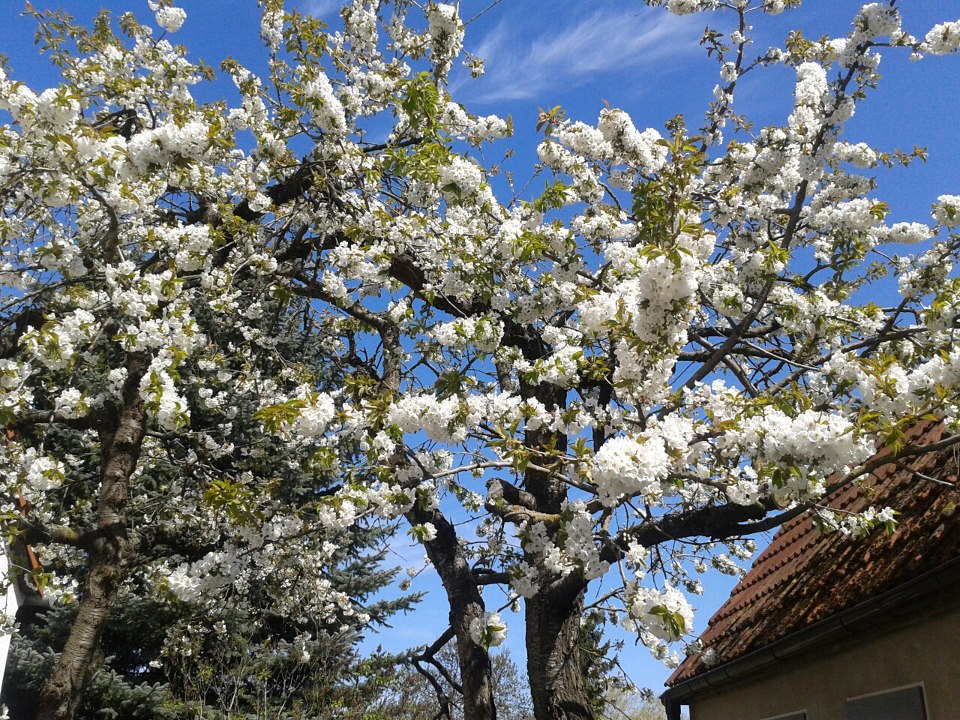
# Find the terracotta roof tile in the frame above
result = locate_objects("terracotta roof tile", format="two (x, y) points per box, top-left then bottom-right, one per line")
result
(667, 421), (960, 686)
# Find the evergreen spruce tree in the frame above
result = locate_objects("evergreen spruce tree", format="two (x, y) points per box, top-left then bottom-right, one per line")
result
(2, 288), (418, 719)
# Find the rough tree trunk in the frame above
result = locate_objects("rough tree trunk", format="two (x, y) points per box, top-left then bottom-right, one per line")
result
(452, 600), (497, 720)
(526, 579), (593, 720)
(408, 507), (497, 720)
(519, 379), (593, 720)
(33, 354), (149, 720)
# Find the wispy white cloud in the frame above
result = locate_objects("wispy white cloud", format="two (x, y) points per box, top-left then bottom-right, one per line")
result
(298, 0), (342, 19)
(456, 5), (702, 104)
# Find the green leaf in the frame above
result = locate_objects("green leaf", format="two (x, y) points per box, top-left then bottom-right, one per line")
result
(254, 398), (308, 433)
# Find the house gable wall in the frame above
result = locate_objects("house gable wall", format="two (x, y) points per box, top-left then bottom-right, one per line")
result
(688, 601), (960, 720)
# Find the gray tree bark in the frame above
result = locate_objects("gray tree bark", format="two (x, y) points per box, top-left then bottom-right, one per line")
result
(408, 506), (497, 720)
(526, 579), (593, 720)
(33, 353), (149, 720)
(518, 380), (595, 720)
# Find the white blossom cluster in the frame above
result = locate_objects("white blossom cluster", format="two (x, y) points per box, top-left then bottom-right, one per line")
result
(622, 583), (694, 665)
(149, 1), (187, 33)
(301, 69), (347, 134)
(592, 435), (671, 506)
(5, 447), (67, 494)
(922, 21), (960, 55)
(430, 316), (504, 353)
(2, 0), (960, 696)
(933, 195), (960, 227)
(427, 4), (464, 78)
(439, 155), (485, 199)
(388, 394), (463, 442)
(469, 611), (507, 649)
(664, 0), (717, 15)
(739, 410), (873, 500)
(817, 505), (897, 539)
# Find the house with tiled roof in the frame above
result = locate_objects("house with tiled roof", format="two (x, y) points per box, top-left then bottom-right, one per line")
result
(662, 421), (960, 720)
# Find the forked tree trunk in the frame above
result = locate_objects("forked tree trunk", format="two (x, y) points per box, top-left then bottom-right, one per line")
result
(408, 507), (497, 720)
(33, 354), (149, 720)
(526, 579), (593, 720)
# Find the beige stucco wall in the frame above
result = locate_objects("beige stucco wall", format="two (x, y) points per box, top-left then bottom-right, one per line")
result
(686, 602), (960, 720)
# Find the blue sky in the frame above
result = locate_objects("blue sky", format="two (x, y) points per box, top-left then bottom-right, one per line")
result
(3, 1), (958, 221)
(3, 0), (959, 696)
